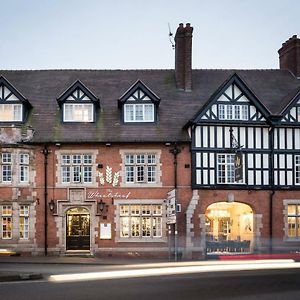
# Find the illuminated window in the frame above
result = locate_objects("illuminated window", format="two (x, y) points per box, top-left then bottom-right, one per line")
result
(124, 103), (154, 122)
(287, 204), (300, 238)
(61, 154), (93, 184)
(120, 204), (162, 238)
(2, 205), (12, 239)
(19, 205), (29, 239)
(0, 104), (22, 122)
(63, 103), (93, 122)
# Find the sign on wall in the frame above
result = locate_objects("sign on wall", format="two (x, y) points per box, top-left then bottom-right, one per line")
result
(235, 151), (243, 181)
(166, 189), (176, 224)
(100, 223), (112, 239)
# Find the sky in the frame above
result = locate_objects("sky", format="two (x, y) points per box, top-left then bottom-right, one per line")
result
(0, 0), (299, 70)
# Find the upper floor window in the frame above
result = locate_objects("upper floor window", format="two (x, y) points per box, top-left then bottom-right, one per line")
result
(124, 153), (157, 184)
(57, 80), (99, 123)
(19, 153), (29, 183)
(295, 155), (300, 185)
(0, 76), (31, 123)
(118, 80), (160, 124)
(1, 153), (12, 183)
(124, 103), (154, 122)
(219, 104), (248, 120)
(61, 154), (93, 184)
(63, 103), (94, 122)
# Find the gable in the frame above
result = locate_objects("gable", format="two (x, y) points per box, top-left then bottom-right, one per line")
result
(118, 80), (160, 107)
(281, 91), (300, 123)
(57, 80), (99, 106)
(192, 74), (270, 124)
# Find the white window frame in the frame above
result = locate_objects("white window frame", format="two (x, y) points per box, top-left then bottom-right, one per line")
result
(0, 103), (23, 122)
(63, 103), (94, 122)
(1, 153), (12, 183)
(19, 205), (29, 239)
(2, 205), (12, 239)
(124, 103), (154, 122)
(217, 153), (237, 184)
(295, 155), (300, 185)
(219, 104), (248, 120)
(119, 204), (163, 239)
(60, 154), (93, 184)
(124, 153), (157, 184)
(19, 153), (29, 183)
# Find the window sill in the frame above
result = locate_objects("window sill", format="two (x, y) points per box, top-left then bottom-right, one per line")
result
(116, 237), (167, 243)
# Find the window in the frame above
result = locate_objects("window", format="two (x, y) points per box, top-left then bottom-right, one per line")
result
(217, 154), (235, 184)
(0, 104), (22, 122)
(19, 205), (29, 239)
(19, 153), (29, 183)
(1, 153), (12, 183)
(119, 204), (162, 238)
(297, 107), (300, 122)
(61, 154), (93, 184)
(63, 103), (93, 122)
(2, 205), (12, 239)
(124, 153), (157, 184)
(219, 104), (248, 120)
(296, 155), (300, 184)
(287, 204), (300, 238)
(124, 103), (154, 122)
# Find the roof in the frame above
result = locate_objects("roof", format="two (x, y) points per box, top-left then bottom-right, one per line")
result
(0, 69), (299, 143)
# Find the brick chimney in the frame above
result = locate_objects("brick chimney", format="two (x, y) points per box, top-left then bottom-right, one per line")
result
(175, 23), (193, 91)
(278, 35), (300, 78)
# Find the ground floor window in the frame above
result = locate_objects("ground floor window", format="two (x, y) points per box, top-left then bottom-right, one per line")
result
(205, 202), (253, 253)
(19, 205), (29, 239)
(1, 205), (12, 239)
(120, 204), (162, 239)
(286, 204), (300, 238)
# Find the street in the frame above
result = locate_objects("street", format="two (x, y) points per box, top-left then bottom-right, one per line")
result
(1, 260), (300, 299)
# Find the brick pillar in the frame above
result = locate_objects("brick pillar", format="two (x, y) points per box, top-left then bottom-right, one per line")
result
(278, 35), (300, 78)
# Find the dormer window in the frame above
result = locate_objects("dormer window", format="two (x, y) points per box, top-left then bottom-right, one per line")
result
(57, 80), (99, 123)
(0, 76), (31, 123)
(119, 80), (160, 124)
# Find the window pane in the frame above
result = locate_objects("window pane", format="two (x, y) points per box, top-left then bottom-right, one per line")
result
(120, 205), (129, 216)
(288, 217), (297, 237)
(153, 217), (162, 237)
(131, 205), (140, 215)
(219, 104), (225, 120)
(288, 205), (297, 215)
(147, 166), (156, 182)
(124, 104), (134, 122)
(120, 217), (129, 237)
(142, 217), (151, 237)
(62, 166), (70, 183)
(83, 166), (92, 183)
(142, 205), (151, 215)
(73, 166), (81, 182)
(135, 104), (143, 121)
(136, 166), (144, 182)
(125, 166), (134, 182)
(131, 217), (140, 237)
(144, 104), (154, 121)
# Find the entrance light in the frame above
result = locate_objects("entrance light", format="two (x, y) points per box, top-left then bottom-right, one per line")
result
(98, 199), (107, 215)
(49, 199), (55, 213)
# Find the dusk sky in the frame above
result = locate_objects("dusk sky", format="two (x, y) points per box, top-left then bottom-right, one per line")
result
(1, 0), (299, 70)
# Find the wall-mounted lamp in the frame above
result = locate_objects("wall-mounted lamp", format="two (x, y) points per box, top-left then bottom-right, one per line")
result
(105, 143), (111, 147)
(49, 199), (55, 213)
(98, 199), (107, 215)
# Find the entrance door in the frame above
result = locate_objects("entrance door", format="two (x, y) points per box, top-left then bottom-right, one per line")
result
(66, 208), (90, 251)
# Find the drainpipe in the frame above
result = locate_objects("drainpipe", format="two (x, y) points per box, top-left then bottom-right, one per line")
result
(269, 125), (275, 254)
(169, 143), (181, 261)
(42, 145), (49, 256)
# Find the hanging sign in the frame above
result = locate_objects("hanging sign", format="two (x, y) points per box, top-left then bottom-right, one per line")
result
(235, 151), (243, 181)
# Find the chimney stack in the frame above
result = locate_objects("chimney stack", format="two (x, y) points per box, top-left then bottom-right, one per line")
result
(175, 23), (193, 91)
(278, 35), (300, 78)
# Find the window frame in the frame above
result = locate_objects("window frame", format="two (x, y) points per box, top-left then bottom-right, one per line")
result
(0, 103), (23, 122)
(119, 204), (163, 239)
(1, 205), (12, 239)
(1, 152), (12, 183)
(284, 201), (300, 240)
(295, 155), (300, 185)
(218, 104), (249, 121)
(19, 205), (29, 240)
(124, 103), (155, 123)
(63, 103), (94, 123)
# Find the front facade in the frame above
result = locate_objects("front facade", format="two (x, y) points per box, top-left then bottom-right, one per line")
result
(1, 24), (300, 258)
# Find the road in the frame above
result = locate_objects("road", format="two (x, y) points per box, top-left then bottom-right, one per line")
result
(1, 260), (300, 300)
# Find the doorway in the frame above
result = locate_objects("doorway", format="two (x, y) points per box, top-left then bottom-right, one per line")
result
(205, 202), (253, 253)
(66, 207), (90, 251)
